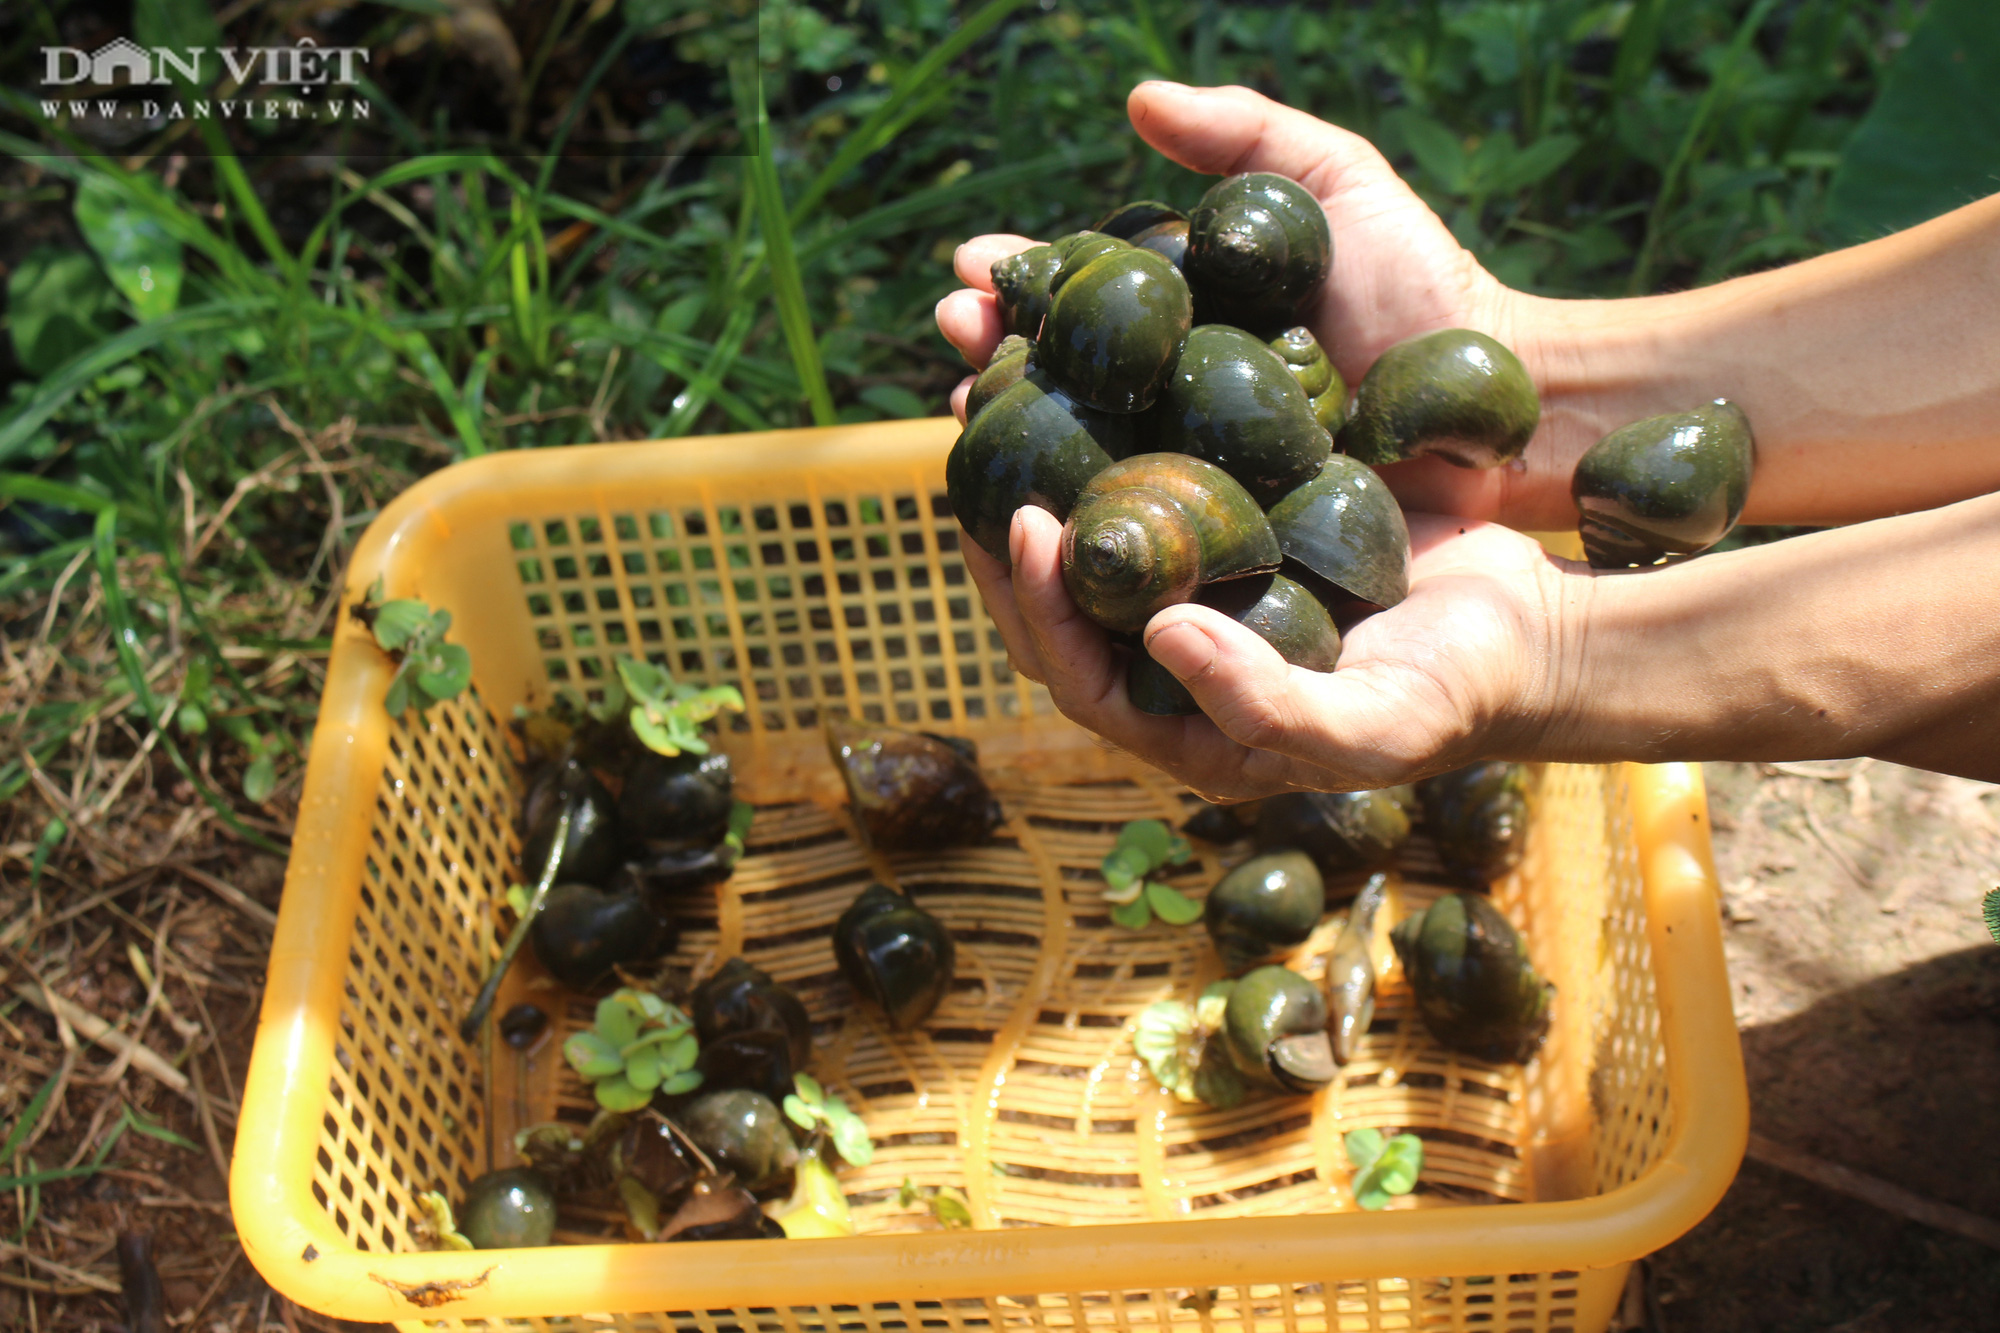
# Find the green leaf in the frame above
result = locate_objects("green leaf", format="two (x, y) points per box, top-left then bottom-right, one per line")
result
(505, 884), (532, 917)
(635, 992), (669, 1021)
(593, 1073), (652, 1112)
(1827, 0), (2000, 243)
(625, 1045), (662, 1092)
(73, 176), (183, 321)
(858, 385), (928, 419)
(1110, 897), (1153, 931)
(793, 1071), (825, 1107)
(1115, 819), (1174, 866)
(1343, 1128), (1386, 1173)
(1394, 111), (1469, 193)
(747, 77), (836, 427)
(383, 672), (411, 719)
(371, 600), (433, 652)
(657, 1031), (698, 1075)
(1145, 882), (1203, 926)
(564, 1031), (624, 1080)
(1165, 834), (1194, 866)
(1351, 1132), (1423, 1210)
(830, 1109), (874, 1167)
(1101, 846), (1151, 892)
(1191, 1051), (1247, 1110)
(617, 655), (672, 703)
(629, 706), (683, 757)
(617, 1173), (661, 1240)
(659, 1069), (704, 1096)
(242, 754), (276, 804)
(176, 702), (208, 736)
(416, 643), (473, 701)
(783, 1094), (818, 1131)
(5, 246), (121, 377)
(929, 1189), (972, 1228)
(595, 993), (644, 1049)
(1494, 134), (1581, 194)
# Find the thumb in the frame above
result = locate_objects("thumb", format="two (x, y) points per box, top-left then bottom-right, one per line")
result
(1125, 82), (1401, 199)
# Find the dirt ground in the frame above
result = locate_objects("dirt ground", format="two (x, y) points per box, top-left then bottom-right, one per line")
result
(3, 760), (1996, 1332)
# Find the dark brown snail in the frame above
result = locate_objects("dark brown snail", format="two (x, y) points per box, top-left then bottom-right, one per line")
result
(529, 881), (677, 990)
(1391, 891), (1552, 1065)
(833, 883), (956, 1031)
(1572, 399), (1755, 569)
(1094, 200), (1186, 239)
(521, 758), (623, 887)
(690, 958), (811, 1103)
(1254, 787), (1415, 878)
(1060, 453), (1280, 633)
(1415, 762), (1530, 887)
(826, 721), (1003, 852)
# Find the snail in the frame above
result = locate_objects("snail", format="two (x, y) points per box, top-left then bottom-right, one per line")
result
(991, 232), (1132, 340)
(1221, 965), (1337, 1093)
(1038, 247), (1194, 414)
(1265, 453), (1412, 610)
(946, 366), (1130, 565)
(833, 883), (956, 1031)
(1338, 328), (1540, 469)
(1416, 762), (1530, 887)
(529, 880), (677, 991)
(1127, 573), (1339, 716)
(457, 1167), (557, 1249)
(1147, 323), (1334, 508)
(1325, 872), (1390, 1065)
(1269, 326), (1347, 432)
(1203, 850), (1326, 974)
(964, 335), (1034, 421)
(1094, 200), (1186, 240)
(1183, 173), (1333, 334)
(690, 958), (812, 1103)
(1391, 891), (1553, 1065)
(676, 1089), (800, 1192)
(1181, 799), (1252, 844)
(1060, 453), (1280, 634)
(618, 749), (733, 852)
(1255, 787), (1415, 879)
(1572, 398), (1756, 568)
(521, 758), (623, 887)
(826, 721), (1004, 851)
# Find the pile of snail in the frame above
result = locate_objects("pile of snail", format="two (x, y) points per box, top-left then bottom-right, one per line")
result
(950, 174), (1759, 718)
(1177, 762), (1553, 1103)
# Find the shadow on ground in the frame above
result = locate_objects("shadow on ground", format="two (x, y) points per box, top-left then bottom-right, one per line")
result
(1646, 945), (2000, 1332)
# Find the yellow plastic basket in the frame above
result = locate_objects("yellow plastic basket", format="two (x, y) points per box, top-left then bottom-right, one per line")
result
(231, 419), (1746, 1333)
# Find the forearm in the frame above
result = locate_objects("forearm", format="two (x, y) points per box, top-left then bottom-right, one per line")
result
(1543, 491), (2000, 779)
(1516, 192), (2000, 529)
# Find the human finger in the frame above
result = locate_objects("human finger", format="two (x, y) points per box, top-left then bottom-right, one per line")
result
(936, 289), (1004, 369)
(960, 527), (1049, 685)
(949, 377), (974, 425)
(1126, 81), (1402, 203)
(954, 235), (1042, 291)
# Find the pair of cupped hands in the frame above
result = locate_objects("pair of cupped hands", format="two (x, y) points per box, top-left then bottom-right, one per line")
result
(933, 83), (1596, 801)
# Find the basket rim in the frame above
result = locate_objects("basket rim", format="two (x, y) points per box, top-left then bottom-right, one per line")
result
(229, 425), (1748, 1322)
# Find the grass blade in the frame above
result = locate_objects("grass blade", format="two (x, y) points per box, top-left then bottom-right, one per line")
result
(749, 80), (837, 427)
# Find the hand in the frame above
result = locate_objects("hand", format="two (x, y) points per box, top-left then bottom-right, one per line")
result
(964, 506), (1584, 801)
(934, 81), (1588, 527)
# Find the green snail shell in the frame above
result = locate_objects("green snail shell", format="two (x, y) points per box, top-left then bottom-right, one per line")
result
(677, 1089), (800, 1191)
(965, 335), (1033, 422)
(458, 1168), (558, 1249)
(1390, 891), (1552, 1065)
(1265, 454), (1412, 609)
(833, 882), (956, 1031)
(1415, 761), (1529, 887)
(1184, 173), (1332, 334)
(1129, 573), (1340, 716)
(1255, 787), (1415, 878)
(1338, 329), (1539, 469)
(1203, 850), (1326, 974)
(1149, 324), (1333, 508)
(1573, 399), (1755, 569)
(991, 245), (1062, 340)
(1094, 200), (1186, 240)
(1130, 218), (1190, 270)
(1325, 871), (1388, 1065)
(1061, 453), (1280, 633)
(1269, 326), (1348, 431)
(1040, 248), (1194, 414)
(1222, 964), (1337, 1092)
(946, 369), (1130, 564)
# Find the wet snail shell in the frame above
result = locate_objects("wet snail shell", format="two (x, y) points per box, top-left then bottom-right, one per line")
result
(677, 1089), (800, 1192)
(965, 335), (1033, 422)
(1148, 323), (1333, 508)
(1182, 799), (1252, 844)
(1325, 872), (1389, 1065)
(1184, 173), (1332, 334)
(458, 1167), (558, 1248)
(946, 368), (1130, 565)
(1415, 762), (1530, 888)
(826, 721), (1004, 852)
(1268, 326), (1348, 432)
(1572, 399), (1755, 569)
(1338, 329), (1540, 469)
(1222, 965), (1337, 1093)
(1128, 573), (1339, 717)
(1391, 891), (1553, 1065)
(990, 244), (1062, 340)
(1265, 454), (1412, 610)
(1061, 453), (1280, 634)
(529, 881), (677, 991)
(1203, 850), (1326, 974)
(1094, 200), (1186, 240)
(1254, 787), (1415, 879)
(1039, 247), (1194, 415)
(618, 749), (733, 853)
(1130, 218), (1190, 269)
(521, 758), (624, 887)
(691, 957), (812, 1070)
(833, 883), (957, 1031)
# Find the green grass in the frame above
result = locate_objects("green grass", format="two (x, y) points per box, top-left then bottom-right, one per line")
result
(0, 0), (1923, 824)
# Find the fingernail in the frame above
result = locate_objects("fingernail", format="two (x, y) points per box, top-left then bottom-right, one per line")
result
(1144, 620), (1216, 681)
(1009, 510), (1028, 567)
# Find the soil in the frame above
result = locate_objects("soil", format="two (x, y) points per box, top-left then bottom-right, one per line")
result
(4, 759), (1995, 1331)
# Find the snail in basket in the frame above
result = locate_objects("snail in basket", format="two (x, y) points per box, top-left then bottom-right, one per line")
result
(1203, 850), (1325, 974)
(1255, 786), (1416, 880)
(1415, 762), (1530, 889)
(691, 958), (814, 1106)
(833, 883), (957, 1031)
(826, 721), (1004, 852)
(1392, 892), (1553, 1066)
